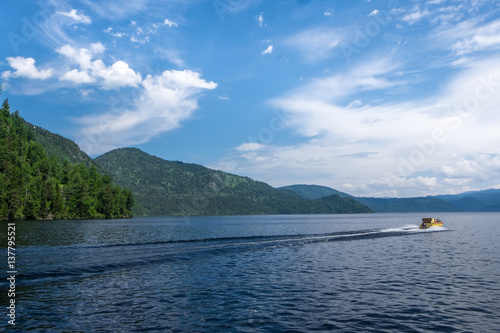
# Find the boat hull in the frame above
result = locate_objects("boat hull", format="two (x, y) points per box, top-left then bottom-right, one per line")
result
(420, 218), (444, 229)
(419, 222), (443, 229)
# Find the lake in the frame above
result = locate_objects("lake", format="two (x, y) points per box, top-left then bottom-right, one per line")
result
(1, 212), (500, 332)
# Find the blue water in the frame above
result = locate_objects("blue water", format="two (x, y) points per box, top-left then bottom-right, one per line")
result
(2, 213), (500, 332)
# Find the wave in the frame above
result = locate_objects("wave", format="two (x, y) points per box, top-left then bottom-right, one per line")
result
(16, 226), (448, 286)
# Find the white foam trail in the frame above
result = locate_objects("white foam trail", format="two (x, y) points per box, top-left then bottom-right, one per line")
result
(381, 225), (448, 233)
(381, 224), (420, 232)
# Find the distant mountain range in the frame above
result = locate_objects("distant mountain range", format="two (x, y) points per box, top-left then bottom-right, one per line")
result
(24, 111), (500, 215)
(280, 184), (500, 212)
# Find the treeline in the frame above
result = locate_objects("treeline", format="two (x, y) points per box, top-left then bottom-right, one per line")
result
(0, 99), (134, 220)
(96, 148), (372, 216)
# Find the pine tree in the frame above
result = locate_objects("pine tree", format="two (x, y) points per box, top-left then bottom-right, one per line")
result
(0, 99), (134, 221)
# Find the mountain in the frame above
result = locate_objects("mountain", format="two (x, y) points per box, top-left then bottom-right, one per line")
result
(353, 197), (459, 213)
(25, 120), (97, 168)
(430, 189), (500, 212)
(95, 148), (372, 216)
(281, 184), (460, 212)
(278, 184), (351, 200)
(0, 99), (133, 220)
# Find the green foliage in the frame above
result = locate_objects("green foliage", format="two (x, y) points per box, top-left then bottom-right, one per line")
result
(0, 100), (134, 221)
(95, 148), (372, 216)
(24, 120), (97, 168)
(278, 184), (351, 200)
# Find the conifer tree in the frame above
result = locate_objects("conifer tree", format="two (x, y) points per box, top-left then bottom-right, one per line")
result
(0, 99), (134, 221)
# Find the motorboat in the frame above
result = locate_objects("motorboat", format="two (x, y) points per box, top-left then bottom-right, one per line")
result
(420, 218), (443, 229)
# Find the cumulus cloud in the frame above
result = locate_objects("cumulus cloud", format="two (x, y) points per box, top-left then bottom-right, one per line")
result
(2, 57), (53, 80)
(93, 60), (142, 90)
(60, 69), (95, 84)
(76, 70), (217, 155)
(56, 43), (142, 89)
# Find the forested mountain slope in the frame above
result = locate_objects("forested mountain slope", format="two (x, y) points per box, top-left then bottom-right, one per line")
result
(0, 99), (133, 220)
(95, 148), (372, 216)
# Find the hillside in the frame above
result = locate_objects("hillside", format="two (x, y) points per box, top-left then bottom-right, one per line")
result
(0, 99), (133, 220)
(95, 148), (372, 216)
(281, 184), (462, 212)
(354, 197), (459, 213)
(278, 184), (351, 200)
(25, 120), (96, 168)
(430, 189), (500, 212)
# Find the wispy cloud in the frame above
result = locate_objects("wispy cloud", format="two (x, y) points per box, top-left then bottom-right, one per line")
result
(324, 8), (334, 16)
(79, 0), (151, 20)
(216, 57), (500, 196)
(256, 12), (265, 27)
(401, 6), (430, 25)
(451, 19), (500, 55)
(283, 27), (340, 63)
(56, 9), (92, 24)
(155, 48), (186, 68)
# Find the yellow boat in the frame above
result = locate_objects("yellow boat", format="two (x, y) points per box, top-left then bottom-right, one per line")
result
(420, 218), (443, 229)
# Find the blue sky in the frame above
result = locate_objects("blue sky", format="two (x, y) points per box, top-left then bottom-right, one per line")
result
(1, 0), (500, 197)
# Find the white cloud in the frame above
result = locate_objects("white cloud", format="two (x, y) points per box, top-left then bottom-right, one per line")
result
(77, 70), (217, 155)
(103, 27), (127, 38)
(236, 143), (265, 151)
(368, 9), (379, 16)
(215, 0), (263, 17)
(214, 57), (500, 196)
(451, 19), (500, 55)
(256, 13), (264, 27)
(93, 60), (142, 90)
(283, 27), (340, 62)
(56, 44), (142, 89)
(2, 57), (53, 80)
(80, 1), (150, 20)
(155, 19), (178, 29)
(163, 18), (178, 28)
(57, 9), (92, 24)
(324, 8), (334, 16)
(79, 89), (93, 97)
(427, 0), (445, 5)
(60, 69), (95, 84)
(261, 44), (273, 55)
(401, 6), (430, 25)
(130, 36), (149, 44)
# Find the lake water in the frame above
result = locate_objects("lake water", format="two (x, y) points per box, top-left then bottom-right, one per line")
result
(2, 212), (500, 332)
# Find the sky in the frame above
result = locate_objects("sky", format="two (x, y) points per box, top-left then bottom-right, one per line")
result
(1, 0), (500, 198)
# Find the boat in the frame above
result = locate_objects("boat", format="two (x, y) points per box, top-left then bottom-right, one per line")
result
(420, 218), (443, 229)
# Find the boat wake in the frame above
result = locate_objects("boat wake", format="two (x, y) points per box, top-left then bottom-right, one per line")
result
(15, 225), (448, 286)
(381, 224), (447, 233)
